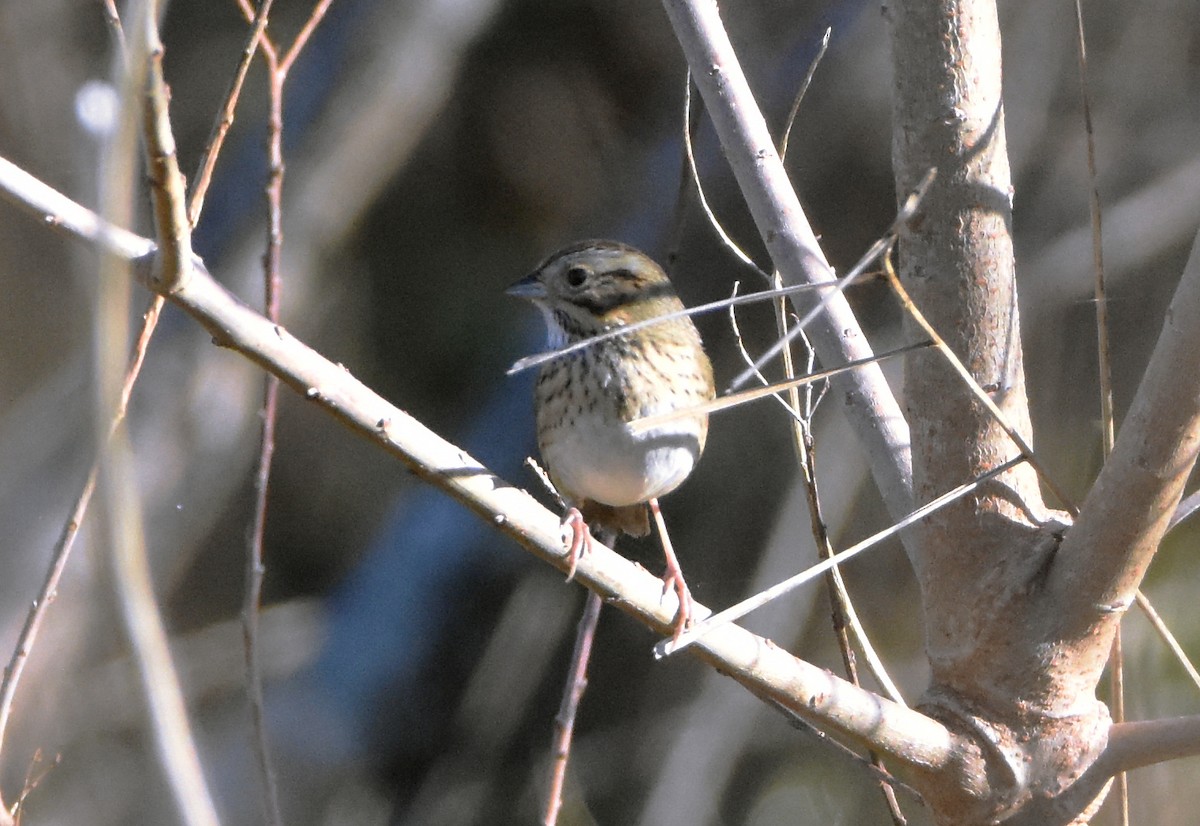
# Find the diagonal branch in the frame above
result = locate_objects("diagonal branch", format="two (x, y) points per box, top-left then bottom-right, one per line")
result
(660, 0), (914, 523)
(0, 157), (958, 781)
(1050, 227), (1200, 643)
(159, 254), (960, 776)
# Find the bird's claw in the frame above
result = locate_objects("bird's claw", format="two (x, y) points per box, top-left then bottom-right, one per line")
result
(661, 569), (694, 644)
(560, 508), (592, 582)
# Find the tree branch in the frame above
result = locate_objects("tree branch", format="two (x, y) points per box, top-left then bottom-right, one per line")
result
(0, 156), (959, 780)
(659, 0), (914, 523)
(1049, 226), (1200, 653)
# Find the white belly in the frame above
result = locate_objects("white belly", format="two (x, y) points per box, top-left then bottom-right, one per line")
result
(540, 409), (703, 507)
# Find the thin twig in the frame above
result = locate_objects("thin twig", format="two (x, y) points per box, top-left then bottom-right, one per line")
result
(798, 429), (905, 824)
(1133, 591), (1200, 693)
(543, 591), (603, 826)
(100, 0), (128, 58)
(1072, 0), (1124, 816)
(1168, 489), (1200, 532)
(237, 0), (280, 60)
(188, 0), (276, 225)
(101, 5), (220, 824)
(771, 28), (902, 786)
(240, 5), (339, 822)
(12, 749), (60, 825)
(727, 278), (900, 704)
(777, 27), (830, 163)
(726, 283), (806, 425)
(279, 0), (336, 75)
(683, 73), (767, 278)
(1072, 0), (1113, 460)
(658, 457), (1028, 657)
(767, 216), (905, 823)
(727, 168), (936, 392)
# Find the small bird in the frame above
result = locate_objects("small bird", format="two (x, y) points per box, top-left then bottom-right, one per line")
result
(508, 240), (715, 640)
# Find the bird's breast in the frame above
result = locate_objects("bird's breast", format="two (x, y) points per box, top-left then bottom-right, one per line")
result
(534, 346), (709, 507)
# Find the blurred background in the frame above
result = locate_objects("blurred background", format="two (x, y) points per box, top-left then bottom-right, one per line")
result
(0, 0), (1197, 823)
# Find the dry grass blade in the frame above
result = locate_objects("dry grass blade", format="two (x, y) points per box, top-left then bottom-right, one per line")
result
(881, 254), (1077, 515)
(727, 168), (936, 392)
(631, 340), (930, 433)
(658, 457), (1027, 658)
(507, 273), (878, 376)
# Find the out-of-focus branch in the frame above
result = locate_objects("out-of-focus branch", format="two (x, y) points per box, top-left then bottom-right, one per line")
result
(0, 297), (162, 791)
(96, 4), (218, 824)
(542, 591), (602, 826)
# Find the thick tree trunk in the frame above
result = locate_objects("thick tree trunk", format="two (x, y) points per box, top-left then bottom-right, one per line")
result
(890, 1), (1111, 822)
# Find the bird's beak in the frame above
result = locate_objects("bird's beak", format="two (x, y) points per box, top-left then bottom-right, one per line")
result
(505, 272), (545, 301)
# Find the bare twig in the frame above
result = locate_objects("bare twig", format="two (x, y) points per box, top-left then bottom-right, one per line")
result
(777, 27), (830, 163)
(631, 340), (932, 433)
(100, 0), (127, 58)
(235, 4), (342, 824)
(510, 180), (915, 390)
(188, 0), (276, 225)
(1169, 488), (1200, 532)
(543, 591), (603, 826)
(1072, 0), (1123, 814)
(99, 4), (219, 823)
(726, 284), (805, 425)
(769, 263), (906, 823)
(1132, 591), (1200, 693)
(798, 428), (906, 824)
(279, 0), (335, 74)
(727, 169), (936, 392)
(507, 270), (881, 377)
(11, 750), (59, 825)
(682, 74), (767, 278)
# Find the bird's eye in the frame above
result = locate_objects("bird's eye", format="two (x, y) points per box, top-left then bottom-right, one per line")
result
(565, 266), (589, 287)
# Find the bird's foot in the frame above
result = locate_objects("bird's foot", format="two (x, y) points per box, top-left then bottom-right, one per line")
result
(660, 567), (694, 645)
(560, 507), (593, 582)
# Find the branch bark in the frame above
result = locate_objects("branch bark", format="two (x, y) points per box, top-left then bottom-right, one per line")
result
(1048, 227), (1200, 675)
(0, 155), (959, 783)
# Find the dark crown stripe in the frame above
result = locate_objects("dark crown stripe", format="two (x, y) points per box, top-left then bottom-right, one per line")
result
(574, 277), (677, 316)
